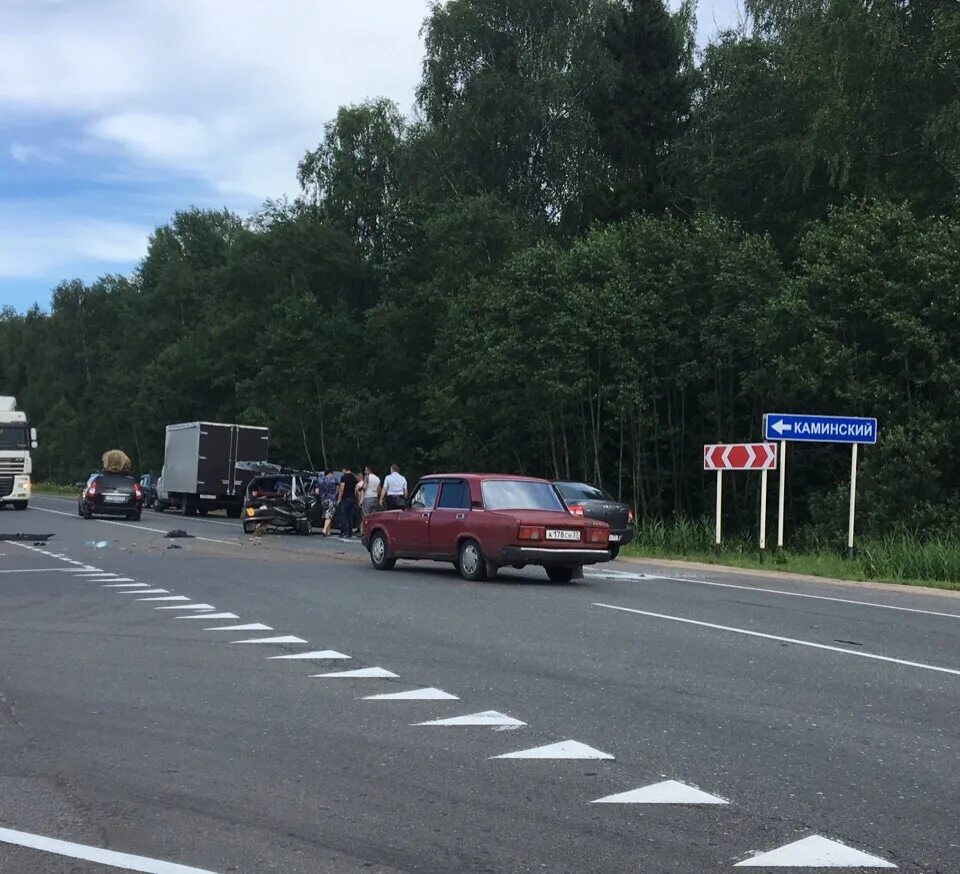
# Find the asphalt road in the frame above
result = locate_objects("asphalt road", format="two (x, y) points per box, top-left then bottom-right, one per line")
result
(0, 494), (957, 872)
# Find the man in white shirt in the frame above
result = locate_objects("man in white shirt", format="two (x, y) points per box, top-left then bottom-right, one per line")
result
(380, 464), (408, 510)
(359, 466), (381, 519)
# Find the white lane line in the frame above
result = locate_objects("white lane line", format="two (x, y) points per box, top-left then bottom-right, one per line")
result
(231, 635), (307, 644)
(179, 612), (238, 620)
(102, 583), (151, 588)
(0, 825), (219, 873)
(155, 604), (216, 611)
(0, 568), (86, 574)
(735, 834), (896, 868)
(137, 596), (192, 602)
(415, 711), (527, 728)
(493, 740), (614, 760)
(30, 506), (236, 545)
(644, 573), (960, 621)
(204, 623), (271, 632)
(118, 589), (169, 594)
(594, 602), (960, 677)
(592, 780), (728, 805)
(93, 578), (136, 583)
(362, 687), (459, 701)
(311, 667), (398, 679)
(267, 650), (350, 660)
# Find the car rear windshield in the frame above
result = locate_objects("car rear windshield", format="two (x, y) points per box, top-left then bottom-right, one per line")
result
(481, 480), (565, 511)
(99, 474), (134, 489)
(556, 482), (610, 501)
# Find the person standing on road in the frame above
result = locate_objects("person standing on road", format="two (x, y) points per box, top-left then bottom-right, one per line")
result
(318, 470), (339, 537)
(380, 464), (408, 510)
(337, 465), (359, 539)
(360, 466), (381, 519)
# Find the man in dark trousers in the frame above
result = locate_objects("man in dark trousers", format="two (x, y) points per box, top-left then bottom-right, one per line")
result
(337, 465), (360, 539)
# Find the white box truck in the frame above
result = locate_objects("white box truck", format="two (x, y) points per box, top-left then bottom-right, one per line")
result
(0, 396), (37, 510)
(156, 422), (269, 517)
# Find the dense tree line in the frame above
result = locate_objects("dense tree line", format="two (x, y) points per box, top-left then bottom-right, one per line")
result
(2, 0), (959, 539)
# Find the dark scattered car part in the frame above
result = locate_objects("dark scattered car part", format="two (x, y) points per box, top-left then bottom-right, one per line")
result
(0, 532), (54, 540)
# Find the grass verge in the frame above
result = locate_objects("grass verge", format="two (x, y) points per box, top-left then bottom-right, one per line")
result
(31, 482), (77, 497)
(621, 518), (960, 591)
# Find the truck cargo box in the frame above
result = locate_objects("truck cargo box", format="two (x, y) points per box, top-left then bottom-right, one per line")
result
(163, 422), (269, 501)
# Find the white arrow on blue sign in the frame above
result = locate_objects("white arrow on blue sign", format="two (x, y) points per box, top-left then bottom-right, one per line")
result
(764, 413), (878, 444)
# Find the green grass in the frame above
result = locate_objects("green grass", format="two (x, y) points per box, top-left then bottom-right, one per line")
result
(31, 481), (78, 496)
(622, 518), (960, 590)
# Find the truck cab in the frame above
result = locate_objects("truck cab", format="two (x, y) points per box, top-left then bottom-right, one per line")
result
(0, 396), (37, 510)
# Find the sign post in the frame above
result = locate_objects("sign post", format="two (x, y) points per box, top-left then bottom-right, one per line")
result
(759, 466), (769, 560)
(715, 470), (722, 555)
(764, 413), (877, 557)
(777, 440), (786, 551)
(848, 443), (858, 558)
(704, 443), (778, 555)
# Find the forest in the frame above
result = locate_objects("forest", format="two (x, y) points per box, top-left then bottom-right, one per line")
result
(2, 0), (959, 545)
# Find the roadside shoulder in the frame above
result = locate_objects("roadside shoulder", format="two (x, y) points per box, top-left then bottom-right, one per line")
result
(619, 555), (960, 600)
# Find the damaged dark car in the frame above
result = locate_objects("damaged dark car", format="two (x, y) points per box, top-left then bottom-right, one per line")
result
(240, 465), (315, 536)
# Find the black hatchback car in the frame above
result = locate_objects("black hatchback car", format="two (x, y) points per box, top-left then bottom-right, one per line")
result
(554, 481), (633, 558)
(78, 473), (143, 521)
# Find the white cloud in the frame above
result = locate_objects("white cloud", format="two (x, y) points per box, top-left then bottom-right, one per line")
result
(0, 0), (742, 299)
(0, 1), (431, 200)
(0, 206), (150, 279)
(87, 113), (213, 164)
(72, 220), (153, 263)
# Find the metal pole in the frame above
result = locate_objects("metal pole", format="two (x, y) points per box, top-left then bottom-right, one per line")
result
(847, 443), (858, 559)
(714, 470), (722, 555)
(777, 440), (787, 551)
(759, 467), (769, 562)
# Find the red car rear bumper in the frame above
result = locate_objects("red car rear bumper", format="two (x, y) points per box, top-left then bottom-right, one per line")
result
(500, 545), (611, 565)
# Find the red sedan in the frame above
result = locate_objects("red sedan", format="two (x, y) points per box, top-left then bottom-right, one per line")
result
(361, 474), (611, 583)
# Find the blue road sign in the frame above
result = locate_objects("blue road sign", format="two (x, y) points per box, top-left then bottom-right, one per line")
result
(764, 413), (878, 444)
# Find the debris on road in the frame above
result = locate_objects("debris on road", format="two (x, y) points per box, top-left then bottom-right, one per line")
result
(85, 540), (110, 549)
(164, 529), (194, 539)
(0, 533), (54, 541)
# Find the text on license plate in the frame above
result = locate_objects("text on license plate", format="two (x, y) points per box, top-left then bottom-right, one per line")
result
(104, 494), (127, 503)
(546, 529), (580, 541)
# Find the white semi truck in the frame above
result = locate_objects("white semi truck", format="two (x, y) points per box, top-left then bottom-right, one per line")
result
(0, 396), (37, 511)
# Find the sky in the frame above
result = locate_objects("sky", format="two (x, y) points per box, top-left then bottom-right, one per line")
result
(0, 0), (741, 313)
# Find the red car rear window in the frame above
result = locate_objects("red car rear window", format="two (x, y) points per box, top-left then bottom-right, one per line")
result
(481, 481), (564, 511)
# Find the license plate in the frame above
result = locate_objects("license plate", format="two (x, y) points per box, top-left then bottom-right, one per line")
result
(546, 529), (580, 541)
(608, 533), (621, 542)
(104, 494), (127, 504)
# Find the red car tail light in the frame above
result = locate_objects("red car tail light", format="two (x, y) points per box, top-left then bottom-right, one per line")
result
(586, 527), (609, 544)
(627, 506), (634, 524)
(133, 482), (142, 500)
(86, 481), (98, 497)
(518, 526), (545, 541)
(567, 503), (584, 516)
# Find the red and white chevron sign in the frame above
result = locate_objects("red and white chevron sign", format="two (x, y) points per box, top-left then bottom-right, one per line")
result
(704, 443), (777, 471)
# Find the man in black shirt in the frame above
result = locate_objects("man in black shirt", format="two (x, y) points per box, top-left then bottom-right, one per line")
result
(337, 465), (359, 539)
